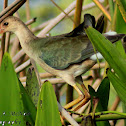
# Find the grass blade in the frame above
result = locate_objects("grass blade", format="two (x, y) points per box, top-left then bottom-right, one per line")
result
(35, 81), (62, 126)
(107, 69), (126, 104)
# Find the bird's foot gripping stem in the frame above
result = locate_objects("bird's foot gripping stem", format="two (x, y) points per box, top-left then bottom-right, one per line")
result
(64, 84), (90, 111)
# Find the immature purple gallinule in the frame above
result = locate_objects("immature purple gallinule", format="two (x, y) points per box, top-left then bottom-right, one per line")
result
(0, 14), (125, 109)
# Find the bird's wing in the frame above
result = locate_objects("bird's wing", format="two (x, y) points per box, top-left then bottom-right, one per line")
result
(39, 33), (125, 70)
(40, 35), (95, 70)
(38, 13), (124, 70)
(65, 14), (96, 37)
(38, 14), (97, 70)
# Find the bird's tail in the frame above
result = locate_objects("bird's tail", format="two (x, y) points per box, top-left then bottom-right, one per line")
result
(104, 32), (126, 43)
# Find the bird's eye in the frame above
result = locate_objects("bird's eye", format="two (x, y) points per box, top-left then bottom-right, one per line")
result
(3, 22), (8, 26)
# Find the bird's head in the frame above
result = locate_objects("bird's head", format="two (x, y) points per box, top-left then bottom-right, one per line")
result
(0, 16), (22, 34)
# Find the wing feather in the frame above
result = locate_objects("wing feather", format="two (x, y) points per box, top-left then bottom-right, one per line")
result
(40, 35), (95, 69)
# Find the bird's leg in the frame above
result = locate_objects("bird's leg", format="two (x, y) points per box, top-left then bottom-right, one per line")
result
(81, 83), (90, 100)
(71, 90), (90, 111)
(71, 76), (90, 111)
(64, 84), (84, 109)
(76, 76), (90, 98)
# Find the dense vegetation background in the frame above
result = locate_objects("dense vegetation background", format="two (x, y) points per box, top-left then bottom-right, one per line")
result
(0, 0), (126, 126)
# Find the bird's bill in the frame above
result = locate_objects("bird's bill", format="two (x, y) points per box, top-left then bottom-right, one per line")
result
(0, 25), (4, 34)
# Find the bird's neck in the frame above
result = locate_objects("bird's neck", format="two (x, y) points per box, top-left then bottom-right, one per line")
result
(14, 24), (38, 58)
(14, 24), (37, 45)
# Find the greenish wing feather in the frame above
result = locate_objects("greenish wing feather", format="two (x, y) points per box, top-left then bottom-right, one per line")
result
(40, 36), (95, 70)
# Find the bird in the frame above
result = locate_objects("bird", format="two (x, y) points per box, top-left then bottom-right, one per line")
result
(0, 14), (125, 109)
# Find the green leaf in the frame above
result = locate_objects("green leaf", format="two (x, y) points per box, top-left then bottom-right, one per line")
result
(116, 0), (126, 33)
(89, 77), (110, 110)
(116, 0), (126, 32)
(19, 79), (36, 125)
(35, 81), (62, 126)
(88, 85), (96, 97)
(114, 0), (126, 59)
(89, 78), (110, 126)
(85, 26), (126, 82)
(95, 78), (110, 126)
(115, 40), (126, 59)
(0, 53), (25, 125)
(107, 69), (126, 104)
(26, 67), (40, 107)
(97, 77), (110, 110)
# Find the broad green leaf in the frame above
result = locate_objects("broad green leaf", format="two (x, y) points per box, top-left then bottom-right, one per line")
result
(114, 0), (126, 59)
(97, 77), (110, 111)
(88, 85), (96, 97)
(85, 26), (126, 82)
(116, 0), (126, 33)
(115, 40), (126, 59)
(115, 2), (126, 125)
(107, 69), (126, 104)
(95, 78), (110, 126)
(89, 78), (110, 126)
(35, 81), (62, 126)
(19, 79), (36, 125)
(0, 53), (25, 125)
(26, 67), (40, 107)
